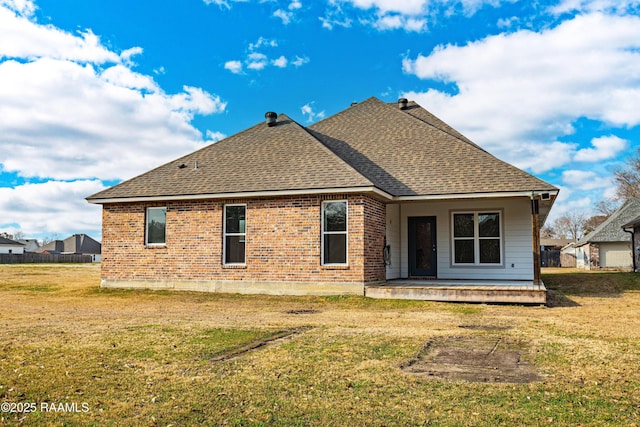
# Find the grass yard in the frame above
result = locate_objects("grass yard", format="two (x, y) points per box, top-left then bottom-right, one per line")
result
(1, 265), (639, 426)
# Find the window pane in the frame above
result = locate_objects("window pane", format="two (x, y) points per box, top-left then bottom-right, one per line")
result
(147, 208), (166, 244)
(225, 236), (246, 263)
(453, 214), (474, 237)
(454, 239), (474, 263)
(479, 239), (500, 263)
(324, 202), (347, 232)
(324, 234), (347, 264)
(479, 213), (500, 237)
(225, 206), (246, 233)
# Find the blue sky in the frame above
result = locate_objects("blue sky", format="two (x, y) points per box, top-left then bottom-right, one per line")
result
(1, 0), (639, 241)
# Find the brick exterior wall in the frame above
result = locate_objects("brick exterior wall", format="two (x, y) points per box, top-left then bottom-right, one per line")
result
(101, 193), (387, 284)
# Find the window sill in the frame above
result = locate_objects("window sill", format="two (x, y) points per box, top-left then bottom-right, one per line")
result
(222, 264), (247, 269)
(145, 244), (167, 249)
(321, 264), (350, 270)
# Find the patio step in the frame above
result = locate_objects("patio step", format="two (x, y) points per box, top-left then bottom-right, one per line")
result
(365, 282), (546, 304)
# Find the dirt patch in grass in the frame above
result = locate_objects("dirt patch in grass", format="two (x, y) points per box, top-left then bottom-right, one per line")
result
(284, 309), (321, 315)
(210, 326), (313, 361)
(402, 335), (541, 383)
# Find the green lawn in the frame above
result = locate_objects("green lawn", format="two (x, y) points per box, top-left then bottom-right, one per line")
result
(1, 265), (639, 426)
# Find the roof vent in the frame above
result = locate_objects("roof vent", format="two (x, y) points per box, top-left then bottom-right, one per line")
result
(265, 111), (277, 127)
(350, 102), (358, 107)
(398, 98), (408, 110)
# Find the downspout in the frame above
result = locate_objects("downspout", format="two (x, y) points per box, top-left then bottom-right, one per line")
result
(623, 227), (637, 272)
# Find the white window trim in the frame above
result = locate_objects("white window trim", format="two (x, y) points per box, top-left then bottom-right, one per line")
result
(451, 210), (503, 266)
(223, 204), (247, 265)
(321, 200), (348, 266)
(145, 207), (167, 246)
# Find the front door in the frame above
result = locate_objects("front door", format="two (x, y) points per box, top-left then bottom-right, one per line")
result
(408, 216), (437, 277)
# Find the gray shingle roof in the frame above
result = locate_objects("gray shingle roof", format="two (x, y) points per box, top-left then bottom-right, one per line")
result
(87, 97), (557, 202)
(88, 114), (374, 200)
(577, 198), (640, 245)
(309, 97), (556, 196)
(0, 236), (24, 246)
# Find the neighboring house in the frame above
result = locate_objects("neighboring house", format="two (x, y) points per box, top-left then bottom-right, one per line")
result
(621, 215), (640, 272)
(574, 198), (640, 270)
(36, 234), (102, 262)
(560, 242), (578, 268)
(17, 239), (40, 253)
(87, 97), (558, 301)
(540, 238), (574, 267)
(0, 236), (25, 254)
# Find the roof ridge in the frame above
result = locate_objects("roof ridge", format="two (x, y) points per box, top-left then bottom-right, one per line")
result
(284, 114), (377, 189)
(390, 100), (490, 155)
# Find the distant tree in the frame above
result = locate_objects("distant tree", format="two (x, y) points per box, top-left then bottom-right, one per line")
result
(541, 225), (556, 239)
(583, 215), (607, 235)
(13, 231), (25, 240)
(551, 211), (587, 240)
(41, 233), (60, 245)
(594, 199), (620, 216)
(613, 147), (640, 200)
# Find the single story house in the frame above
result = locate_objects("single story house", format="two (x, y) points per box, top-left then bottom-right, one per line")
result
(17, 239), (40, 253)
(0, 236), (25, 254)
(575, 197), (640, 270)
(36, 234), (102, 262)
(621, 215), (640, 272)
(87, 97), (558, 303)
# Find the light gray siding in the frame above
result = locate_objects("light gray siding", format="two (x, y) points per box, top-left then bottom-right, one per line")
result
(398, 197), (534, 280)
(385, 204), (401, 280)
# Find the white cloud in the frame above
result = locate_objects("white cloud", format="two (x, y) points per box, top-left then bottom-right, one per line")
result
(246, 52), (268, 70)
(291, 55), (309, 66)
(248, 37), (277, 51)
(562, 170), (612, 190)
(324, 0), (506, 32)
(402, 13), (640, 173)
(206, 130), (226, 142)
(224, 60), (243, 74)
(224, 37), (308, 73)
(301, 102), (326, 123)
(289, 0), (302, 10)
(120, 46), (143, 65)
(0, 180), (105, 237)
(273, 9), (293, 24)
(0, 0), (35, 16)
(0, 0), (227, 239)
(0, 6), (120, 63)
(574, 135), (628, 162)
(272, 55), (288, 67)
(550, 0), (640, 14)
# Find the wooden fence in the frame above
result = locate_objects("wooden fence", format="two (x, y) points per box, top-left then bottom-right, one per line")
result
(0, 253), (93, 264)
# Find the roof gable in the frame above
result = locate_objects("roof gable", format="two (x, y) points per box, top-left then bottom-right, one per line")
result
(578, 197), (640, 244)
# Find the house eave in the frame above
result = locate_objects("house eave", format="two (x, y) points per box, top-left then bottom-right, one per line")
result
(393, 190), (558, 202)
(86, 186), (395, 204)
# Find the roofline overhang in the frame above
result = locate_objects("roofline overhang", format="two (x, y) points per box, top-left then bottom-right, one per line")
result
(392, 190), (558, 202)
(87, 186), (395, 204)
(88, 188), (559, 205)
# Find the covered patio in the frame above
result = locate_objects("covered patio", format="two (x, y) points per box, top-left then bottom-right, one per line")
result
(365, 279), (546, 304)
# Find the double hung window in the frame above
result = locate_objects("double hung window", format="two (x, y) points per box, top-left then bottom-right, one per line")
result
(322, 201), (348, 265)
(452, 211), (502, 265)
(224, 205), (246, 264)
